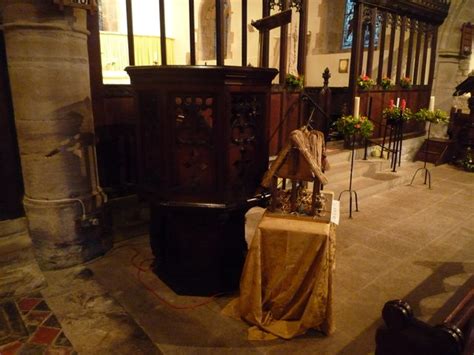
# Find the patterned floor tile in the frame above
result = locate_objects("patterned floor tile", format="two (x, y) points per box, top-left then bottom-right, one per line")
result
(0, 300), (29, 346)
(54, 332), (72, 348)
(32, 301), (50, 312)
(42, 316), (61, 329)
(16, 299), (41, 313)
(17, 342), (46, 354)
(0, 340), (23, 355)
(24, 311), (50, 327)
(30, 327), (61, 345)
(0, 293), (76, 355)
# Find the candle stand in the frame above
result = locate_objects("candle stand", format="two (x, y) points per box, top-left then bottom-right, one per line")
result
(338, 133), (359, 218)
(410, 122), (432, 189)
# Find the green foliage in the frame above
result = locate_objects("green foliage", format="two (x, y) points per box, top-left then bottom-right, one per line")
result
(357, 75), (375, 90)
(382, 107), (413, 122)
(335, 115), (374, 138)
(381, 77), (393, 90)
(459, 147), (474, 172)
(285, 74), (303, 90)
(413, 108), (449, 124)
(399, 76), (412, 89)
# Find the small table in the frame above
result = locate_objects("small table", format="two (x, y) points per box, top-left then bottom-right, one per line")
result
(223, 213), (336, 340)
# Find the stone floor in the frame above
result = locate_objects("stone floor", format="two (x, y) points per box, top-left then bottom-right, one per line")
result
(2, 163), (473, 354)
(0, 293), (76, 354)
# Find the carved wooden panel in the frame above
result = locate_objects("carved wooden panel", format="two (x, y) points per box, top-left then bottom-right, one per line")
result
(229, 94), (263, 191)
(174, 95), (215, 193)
(139, 93), (160, 185)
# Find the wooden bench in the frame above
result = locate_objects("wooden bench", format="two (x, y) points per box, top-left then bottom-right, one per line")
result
(376, 290), (473, 355)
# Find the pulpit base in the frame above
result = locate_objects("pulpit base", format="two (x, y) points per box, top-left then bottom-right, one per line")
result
(149, 202), (247, 296)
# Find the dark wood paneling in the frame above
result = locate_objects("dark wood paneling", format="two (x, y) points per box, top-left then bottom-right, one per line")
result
(125, 0), (135, 65)
(242, 0), (247, 66)
(269, 93), (282, 156)
(297, 0), (308, 76)
(87, 12), (105, 126)
(262, 0), (270, 67)
(358, 21), (365, 77)
(387, 14), (397, 80)
(357, 88), (428, 138)
(159, 0), (167, 65)
(279, 0), (289, 84)
(377, 12), (387, 84)
(216, 0), (224, 65)
(421, 26), (430, 86)
(413, 24), (423, 85)
(349, 2), (364, 99)
(189, 0), (196, 65)
(428, 28), (438, 92)
(406, 18), (415, 79)
(396, 16), (406, 82)
(366, 7), (376, 77)
(268, 90), (302, 156)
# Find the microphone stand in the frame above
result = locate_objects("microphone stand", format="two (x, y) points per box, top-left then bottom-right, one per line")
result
(338, 133), (359, 218)
(410, 121), (432, 189)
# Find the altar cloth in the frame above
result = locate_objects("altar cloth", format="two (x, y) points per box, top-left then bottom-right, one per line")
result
(222, 213), (336, 340)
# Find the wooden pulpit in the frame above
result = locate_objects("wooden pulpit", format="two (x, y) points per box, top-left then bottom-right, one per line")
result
(126, 65), (278, 295)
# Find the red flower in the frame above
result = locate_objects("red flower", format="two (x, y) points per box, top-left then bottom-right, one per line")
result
(355, 124), (361, 129)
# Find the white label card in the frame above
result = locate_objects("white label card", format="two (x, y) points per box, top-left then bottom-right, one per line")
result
(331, 200), (340, 225)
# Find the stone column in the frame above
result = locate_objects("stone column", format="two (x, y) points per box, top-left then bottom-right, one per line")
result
(0, 28), (45, 297)
(2, 1), (110, 269)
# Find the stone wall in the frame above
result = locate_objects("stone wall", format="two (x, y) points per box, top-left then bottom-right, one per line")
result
(433, 0), (474, 113)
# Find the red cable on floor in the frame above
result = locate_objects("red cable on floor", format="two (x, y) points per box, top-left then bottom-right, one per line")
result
(127, 246), (227, 310)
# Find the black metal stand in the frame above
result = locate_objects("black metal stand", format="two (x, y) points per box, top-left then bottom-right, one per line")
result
(390, 120), (404, 172)
(364, 118), (404, 172)
(338, 134), (359, 218)
(410, 121), (432, 189)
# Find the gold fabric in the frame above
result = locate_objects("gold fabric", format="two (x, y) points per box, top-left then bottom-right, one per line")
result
(223, 214), (336, 340)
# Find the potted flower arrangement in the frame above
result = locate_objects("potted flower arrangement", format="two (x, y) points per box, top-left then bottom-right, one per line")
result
(399, 76), (412, 89)
(383, 106), (413, 123)
(335, 114), (374, 148)
(381, 77), (393, 90)
(357, 75), (375, 90)
(413, 108), (449, 124)
(382, 99), (412, 123)
(285, 73), (304, 91)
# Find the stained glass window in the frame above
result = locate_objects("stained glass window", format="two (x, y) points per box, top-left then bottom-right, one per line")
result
(342, 0), (381, 49)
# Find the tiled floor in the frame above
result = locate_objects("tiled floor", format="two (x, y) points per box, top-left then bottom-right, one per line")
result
(0, 293), (76, 355)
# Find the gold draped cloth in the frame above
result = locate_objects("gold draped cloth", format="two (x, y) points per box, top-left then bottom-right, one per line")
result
(222, 214), (336, 340)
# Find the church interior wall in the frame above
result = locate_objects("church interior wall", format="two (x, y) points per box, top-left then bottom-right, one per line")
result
(434, 0), (474, 113)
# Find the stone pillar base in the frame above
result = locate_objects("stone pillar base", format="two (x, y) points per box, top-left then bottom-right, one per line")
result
(24, 194), (112, 270)
(0, 217), (46, 298)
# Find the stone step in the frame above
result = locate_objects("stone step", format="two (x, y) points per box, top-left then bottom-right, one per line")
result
(326, 158), (392, 184)
(325, 161), (420, 210)
(326, 136), (424, 166)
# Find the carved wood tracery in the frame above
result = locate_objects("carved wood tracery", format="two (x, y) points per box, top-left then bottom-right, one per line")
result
(229, 95), (262, 187)
(349, 0), (450, 138)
